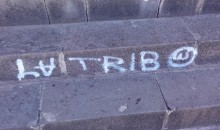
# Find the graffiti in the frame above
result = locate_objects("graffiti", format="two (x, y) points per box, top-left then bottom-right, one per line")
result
(168, 47), (198, 68)
(16, 46), (198, 81)
(140, 51), (160, 71)
(17, 58), (55, 81)
(17, 59), (40, 81)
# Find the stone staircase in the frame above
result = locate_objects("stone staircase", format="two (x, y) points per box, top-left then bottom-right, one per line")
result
(0, 0), (220, 130)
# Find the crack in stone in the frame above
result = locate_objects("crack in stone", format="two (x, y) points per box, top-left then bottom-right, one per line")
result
(43, 0), (51, 24)
(84, 0), (89, 22)
(157, 0), (163, 18)
(155, 78), (171, 110)
(155, 77), (173, 130)
(37, 84), (45, 126)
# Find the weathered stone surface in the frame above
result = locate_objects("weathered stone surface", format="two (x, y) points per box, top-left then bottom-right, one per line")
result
(180, 15), (220, 66)
(0, 14), (218, 55)
(202, 0), (220, 14)
(157, 68), (220, 129)
(0, 25), (63, 55)
(39, 74), (166, 130)
(4, 14), (218, 55)
(0, 41), (199, 82)
(0, 0), (220, 26)
(180, 14), (220, 41)
(87, 0), (160, 21)
(1, 17), (192, 55)
(61, 17), (194, 51)
(0, 82), (42, 130)
(0, 52), (60, 81)
(41, 112), (165, 130)
(182, 125), (220, 130)
(0, 0), (48, 26)
(45, 0), (87, 23)
(179, 15), (220, 67)
(64, 42), (196, 77)
(196, 41), (220, 66)
(166, 107), (220, 130)
(159, 0), (200, 17)
(0, 15), (220, 81)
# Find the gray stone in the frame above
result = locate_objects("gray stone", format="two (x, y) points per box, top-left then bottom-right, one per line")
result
(39, 74), (166, 130)
(0, 41), (198, 82)
(0, 40), (198, 82)
(64, 42), (196, 77)
(159, 0), (200, 17)
(0, 82), (42, 130)
(41, 112), (165, 130)
(179, 15), (220, 67)
(202, 0), (220, 14)
(0, 52), (60, 81)
(196, 41), (220, 66)
(0, 0), (48, 26)
(1, 15), (220, 82)
(182, 125), (220, 130)
(45, 0), (87, 23)
(0, 25), (64, 55)
(0, 14), (202, 54)
(166, 107), (220, 130)
(180, 14), (220, 42)
(157, 68), (220, 129)
(61, 17), (194, 51)
(87, 0), (160, 21)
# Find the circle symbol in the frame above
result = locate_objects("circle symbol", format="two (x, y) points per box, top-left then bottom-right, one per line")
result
(168, 46), (198, 68)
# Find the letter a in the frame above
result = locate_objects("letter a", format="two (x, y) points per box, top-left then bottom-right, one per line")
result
(16, 59), (40, 81)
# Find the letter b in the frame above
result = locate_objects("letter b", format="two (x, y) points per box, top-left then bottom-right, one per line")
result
(140, 51), (160, 71)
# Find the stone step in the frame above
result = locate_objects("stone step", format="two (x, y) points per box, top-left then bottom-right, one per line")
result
(0, 14), (220, 82)
(0, 0), (220, 26)
(1, 66), (220, 130)
(181, 125), (220, 130)
(1, 14), (220, 130)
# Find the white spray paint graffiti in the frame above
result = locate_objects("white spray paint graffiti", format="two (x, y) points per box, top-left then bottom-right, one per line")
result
(140, 51), (160, 71)
(129, 53), (135, 71)
(17, 59), (40, 81)
(16, 46), (198, 81)
(34, 58), (56, 76)
(16, 58), (55, 81)
(103, 56), (127, 73)
(168, 46), (198, 68)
